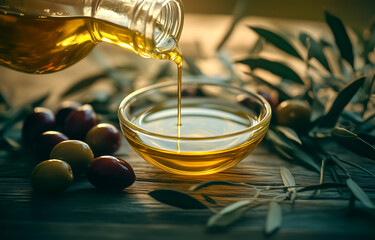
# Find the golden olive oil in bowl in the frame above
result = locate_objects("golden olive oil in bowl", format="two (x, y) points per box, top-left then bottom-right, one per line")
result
(118, 81), (272, 175)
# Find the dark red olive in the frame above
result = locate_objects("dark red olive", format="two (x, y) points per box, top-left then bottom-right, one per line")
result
(86, 156), (135, 190)
(181, 86), (205, 97)
(257, 90), (279, 111)
(85, 123), (121, 156)
(237, 94), (261, 114)
(33, 131), (69, 161)
(63, 104), (99, 140)
(22, 107), (55, 145)
(55, 101), (81, 130)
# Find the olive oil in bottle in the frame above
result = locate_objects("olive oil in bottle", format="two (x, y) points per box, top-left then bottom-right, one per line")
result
(0, 10), (182, 74)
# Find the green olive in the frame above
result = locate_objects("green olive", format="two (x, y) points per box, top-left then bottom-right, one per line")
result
(31, 159), (73, 194)
(276, 99), (311, 130)
(50, 140), (94, 175)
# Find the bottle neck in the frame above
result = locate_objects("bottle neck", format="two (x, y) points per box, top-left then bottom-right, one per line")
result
(92, 0), (184, 58)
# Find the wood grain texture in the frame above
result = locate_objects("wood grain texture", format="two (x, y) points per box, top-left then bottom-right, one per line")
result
(1, 14), (375, 240)
(1, 139), (375, 239)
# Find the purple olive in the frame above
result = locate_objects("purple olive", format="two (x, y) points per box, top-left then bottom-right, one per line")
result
(86, 156), (135, 190)
(257, 90), (279, 111)
(55, 101), (81, 130)
(63, 104), (99, 140)
(85, 123), (121, 156)
(181, 86), (205, 97)
(22, 107), (55, 145)
(33, 131), (69, 161)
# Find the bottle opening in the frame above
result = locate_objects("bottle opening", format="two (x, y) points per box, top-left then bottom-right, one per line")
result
(153, 0), (183, 51)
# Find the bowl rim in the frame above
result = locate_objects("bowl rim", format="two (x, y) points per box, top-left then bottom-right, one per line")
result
(118, 80), (272, 140)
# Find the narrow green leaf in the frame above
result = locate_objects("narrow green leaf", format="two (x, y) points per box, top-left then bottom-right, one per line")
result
(207, 200), (252, 228)
(245, 72), (292, 100)
(307, 77), (326, 123)
(0, 136), (21, 151)
(267, 130), (320, 172)
(280, 167), (296, 188)
(346, 179), (375, 209)
(149, 189), (208, 209)
(31, 93), (50, 108)
(318, 76), (366, 127)
(217, 0), (249, 51)
(275, 126), (302, 145)
(237, 58), (304, 84)
(249, 26), (303, 60)
(265, 201), (282, 235)
(201, 194), (217, 205)
(61, 72), (107, 97)
(329, 167), (343, 194)
(337, 158), (375, 178)
(297, 183), (345, 192)
(300, 32), (331, 73)
(280, 167), (297, 202)
(331, 127), (375, 161)
(324, 11), (354, 69)
(190, 181), (244, 191)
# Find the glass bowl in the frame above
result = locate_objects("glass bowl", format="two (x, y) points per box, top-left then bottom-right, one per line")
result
(118, 80), (272, 175)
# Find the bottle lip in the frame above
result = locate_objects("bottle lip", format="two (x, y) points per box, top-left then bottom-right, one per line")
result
(146, 0), (184, 51)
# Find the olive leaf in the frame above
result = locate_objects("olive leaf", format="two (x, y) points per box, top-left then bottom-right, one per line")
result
(329, 167), (343, 194)
(275, 126), (302, 145)
(190, 181), (245, 191)
(336, 157), (375, 178)
(346, 178), (375, 209)
(297, 182), (345, 192)
(0, 136), (21, 151)
(248, 26), (303, 60)
(317, 76), (366, 127)
(264, 201), (282, 235)
(201, 194), (217, 205)
(300, 32), (331, 73)
(280, 167), (297, 202)
(245, 72), (292, 101)
(237, 58), (304, 85)
(216, 0), (249, 51)
(61, 72), (107, 98)
(266, 130), (320, 172)
(331, 127), (375, 161)
(148, 189), (208, 209)
(207, 199), (254, 228)
(280, 167), (296, 188)
(307, 77), (326, 122)
(324, 11), (354, 69)
(364, 21), (375, 64)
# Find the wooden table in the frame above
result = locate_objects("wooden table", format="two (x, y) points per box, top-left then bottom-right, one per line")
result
(1, 14), (375, 239)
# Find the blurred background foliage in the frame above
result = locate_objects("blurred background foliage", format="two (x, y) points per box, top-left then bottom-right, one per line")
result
(183, 0), (375, 28)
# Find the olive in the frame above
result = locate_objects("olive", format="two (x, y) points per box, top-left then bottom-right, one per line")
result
(86, 156), (135, 190)
(22, 107), (55, 145)
(257, 90), (279, 111)
(237, 94), (262, 114)
(181, 86), (205, 97)
(33, 131), (69, 161)
(31, 159), (73, 194)
(85, 123), (121, 156)
(276, 99), (311, 130)
(55, 101), (81, 130)
(50, 140), (94, 175)
(63, 104), (99, 140)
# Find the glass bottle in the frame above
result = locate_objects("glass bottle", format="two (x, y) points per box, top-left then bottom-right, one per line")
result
(0, 0), (184, 73)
